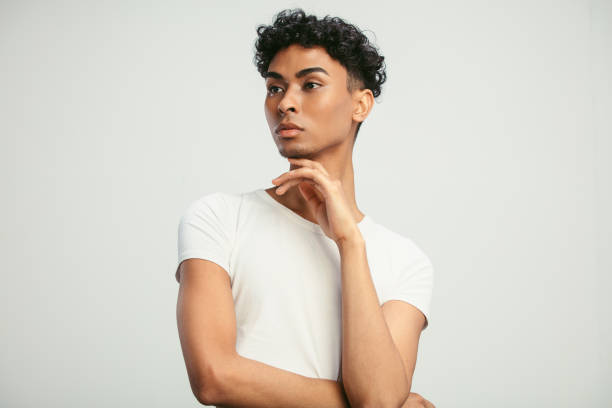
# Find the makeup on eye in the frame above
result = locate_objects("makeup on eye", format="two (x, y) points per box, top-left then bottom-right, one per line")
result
(266, 81), (323, 95)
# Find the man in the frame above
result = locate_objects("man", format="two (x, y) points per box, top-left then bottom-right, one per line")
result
(175, 8), (435, 408)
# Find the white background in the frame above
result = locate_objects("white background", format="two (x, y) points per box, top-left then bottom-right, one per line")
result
(1, 0), (610, 406)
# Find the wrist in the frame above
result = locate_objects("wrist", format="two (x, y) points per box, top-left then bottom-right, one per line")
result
(336, 230), (365, 250)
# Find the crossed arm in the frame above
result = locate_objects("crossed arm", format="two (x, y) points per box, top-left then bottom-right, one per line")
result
(176, 255), (426, 408)
(336, 233), (422, 407)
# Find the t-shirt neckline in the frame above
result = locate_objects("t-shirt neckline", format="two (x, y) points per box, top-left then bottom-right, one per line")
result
(254, 188), (370, 235)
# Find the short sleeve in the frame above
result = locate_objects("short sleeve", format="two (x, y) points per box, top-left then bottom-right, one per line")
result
(175, 192), (238, 283)
(385, 251), (435, 331)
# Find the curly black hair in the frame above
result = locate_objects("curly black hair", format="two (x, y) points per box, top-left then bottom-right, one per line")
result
(253, 8), (387, 141)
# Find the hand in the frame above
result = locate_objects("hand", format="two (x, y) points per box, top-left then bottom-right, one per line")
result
(271, 157), (360, 245)
(401, 392), (436, 408)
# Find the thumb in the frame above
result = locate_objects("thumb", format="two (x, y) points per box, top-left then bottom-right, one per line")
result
(297, 181), (315, 201)
(297, 181), (319, 211)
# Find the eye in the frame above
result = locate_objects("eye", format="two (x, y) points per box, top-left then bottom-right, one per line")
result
(267, 85), (283, 96)
(305, 82), (321, 89)
(267, 82), (321, 96)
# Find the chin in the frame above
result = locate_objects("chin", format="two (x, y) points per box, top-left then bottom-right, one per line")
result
(278, 144), (312, 159)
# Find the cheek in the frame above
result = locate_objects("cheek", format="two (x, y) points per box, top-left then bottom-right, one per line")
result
(312, 91), (349, 114)
(264, 99), (274, 116)
(314, 96), (353, 134)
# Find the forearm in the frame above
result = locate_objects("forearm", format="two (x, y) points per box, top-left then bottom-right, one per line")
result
(210, 353), (350, 408)
(338, 234), (409, 408)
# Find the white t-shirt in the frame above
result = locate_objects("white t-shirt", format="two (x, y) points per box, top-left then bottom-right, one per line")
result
(175, 188), (434, 381)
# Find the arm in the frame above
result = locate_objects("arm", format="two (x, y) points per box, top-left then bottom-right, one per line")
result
(382, 300), (426, 400)
(266, 158), (430, 407)
(214, 354), (349, 408)
(337, 235), (411, 408)
(176, 258), (350, 408)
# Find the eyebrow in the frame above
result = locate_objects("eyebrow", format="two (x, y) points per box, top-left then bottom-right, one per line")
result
(263, 67), (330, 81)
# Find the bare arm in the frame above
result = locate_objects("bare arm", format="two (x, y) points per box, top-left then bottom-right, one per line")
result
(176, 258), (350, 408)
(337, 235), (410, 408)
(214, 354), (349, 408)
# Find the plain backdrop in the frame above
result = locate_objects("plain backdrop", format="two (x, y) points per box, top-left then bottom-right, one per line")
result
(1, 0), (610, 406)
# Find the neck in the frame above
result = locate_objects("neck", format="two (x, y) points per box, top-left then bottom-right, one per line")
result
(280, 152), (364, 223)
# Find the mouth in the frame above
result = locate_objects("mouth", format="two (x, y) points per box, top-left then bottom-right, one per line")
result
(277, 128), (302, 137)
(275, 121), (304, 136)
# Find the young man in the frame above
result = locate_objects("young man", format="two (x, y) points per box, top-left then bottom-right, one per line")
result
(175, 9), (435, 408)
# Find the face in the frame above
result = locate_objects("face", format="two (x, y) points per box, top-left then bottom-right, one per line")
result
(264, 44), (366, 159)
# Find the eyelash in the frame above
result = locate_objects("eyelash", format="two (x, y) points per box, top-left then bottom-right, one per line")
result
(267, 82), (321, 95)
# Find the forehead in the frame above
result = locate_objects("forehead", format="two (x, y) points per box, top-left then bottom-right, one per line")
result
(267, 44), (346, 79)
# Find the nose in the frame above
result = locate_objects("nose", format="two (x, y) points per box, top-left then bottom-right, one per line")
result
(277, 86), (299, 115)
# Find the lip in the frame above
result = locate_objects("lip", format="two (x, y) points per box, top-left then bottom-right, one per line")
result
(278, 128), (302, 137)
(275, 121), (304, 135)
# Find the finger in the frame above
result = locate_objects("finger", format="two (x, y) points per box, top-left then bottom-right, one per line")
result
(276, 177), (318, 195)
(414, 395), (434, 408)
(298, 181), (324, 205)
(276, 177), (326, 202)
(274, 167), (334, 199)
(287, 157), (330, 177)
(273, 166), (317, 185)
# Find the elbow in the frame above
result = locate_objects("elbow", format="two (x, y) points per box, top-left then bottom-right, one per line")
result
(196, 385), (215, 406)
(392, 378), (413, 408)
(196, 353), (240, 406)
(356, 392), (407, 408)
(362, 395), (408, 408)
(359, 401), (398, 408)
(195, 363), (226, 406)
(363, 383), (411, 408)
(393, 381), (413, 408)
(343, 371), (411, 408)
(394, 390), (411, 408)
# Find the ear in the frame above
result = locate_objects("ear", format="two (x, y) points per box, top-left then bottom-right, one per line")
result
(352, 88), (374, 123)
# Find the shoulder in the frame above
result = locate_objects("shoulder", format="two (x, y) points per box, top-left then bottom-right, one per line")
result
(181, 191), (244, 221)
(187, 191), (243, 210)
(369, 219), (434, 270)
